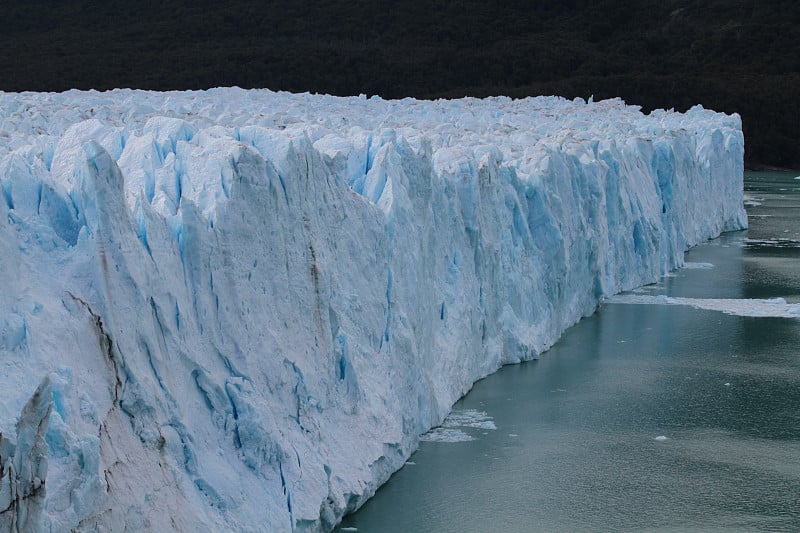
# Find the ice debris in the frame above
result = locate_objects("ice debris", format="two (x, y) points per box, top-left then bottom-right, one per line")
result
(608, 294), (800, 318)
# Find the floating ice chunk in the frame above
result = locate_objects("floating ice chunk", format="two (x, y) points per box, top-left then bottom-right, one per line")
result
(655, 436), (668, 442)
(609, 294), (800, 318)
(441, 409), (497, 430)
(421, 409), (497, 442)
(744, 238), (800, 249)
(420, 428), (475, 443)
(682, 262), (714, 269)
(742, 194), (762, 207)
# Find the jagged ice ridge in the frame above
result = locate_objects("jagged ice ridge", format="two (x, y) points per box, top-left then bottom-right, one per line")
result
(0, 88), (747, 531)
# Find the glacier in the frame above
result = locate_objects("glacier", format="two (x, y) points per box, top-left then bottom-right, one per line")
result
(0, 88), (746, 532)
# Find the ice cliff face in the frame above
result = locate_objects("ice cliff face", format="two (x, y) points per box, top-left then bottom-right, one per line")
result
(0, 89), (746, 532)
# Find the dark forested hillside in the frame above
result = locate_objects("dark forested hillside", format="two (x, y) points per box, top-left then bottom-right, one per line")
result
(0, 0), (797, 168)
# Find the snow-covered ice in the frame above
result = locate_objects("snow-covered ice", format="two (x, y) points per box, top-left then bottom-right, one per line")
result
(0, 88), (746, 531)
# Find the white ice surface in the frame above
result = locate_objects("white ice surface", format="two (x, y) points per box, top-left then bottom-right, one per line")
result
(0, 88), (747, 531)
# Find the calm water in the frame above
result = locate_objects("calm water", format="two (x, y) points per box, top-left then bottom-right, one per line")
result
(336, 171), (800, 533)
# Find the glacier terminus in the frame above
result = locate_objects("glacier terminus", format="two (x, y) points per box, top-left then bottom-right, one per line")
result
(0, 89), (747, 531)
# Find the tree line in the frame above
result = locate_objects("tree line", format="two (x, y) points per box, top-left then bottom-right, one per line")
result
(0, 0), (797, 168)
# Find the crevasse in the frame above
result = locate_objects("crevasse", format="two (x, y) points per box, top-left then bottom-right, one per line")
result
(0, 89), (746, 532)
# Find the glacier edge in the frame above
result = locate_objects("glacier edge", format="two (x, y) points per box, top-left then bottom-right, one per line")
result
(0, 90), (746, 532)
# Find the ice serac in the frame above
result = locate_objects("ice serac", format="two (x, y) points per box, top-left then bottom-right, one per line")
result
(0, 377), (52, 533)
(0, 89), (746, 531)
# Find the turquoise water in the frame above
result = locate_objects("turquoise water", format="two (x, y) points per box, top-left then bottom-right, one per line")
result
(336, 171), (800, 532)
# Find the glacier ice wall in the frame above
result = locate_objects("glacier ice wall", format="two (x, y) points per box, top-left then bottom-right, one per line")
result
(0, 89), (746, 532)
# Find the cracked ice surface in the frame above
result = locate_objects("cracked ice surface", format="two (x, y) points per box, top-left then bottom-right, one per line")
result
(0, 88), (746, 531)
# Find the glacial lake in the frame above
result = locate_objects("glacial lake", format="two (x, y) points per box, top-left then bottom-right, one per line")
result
(336, 171), (800, 532)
